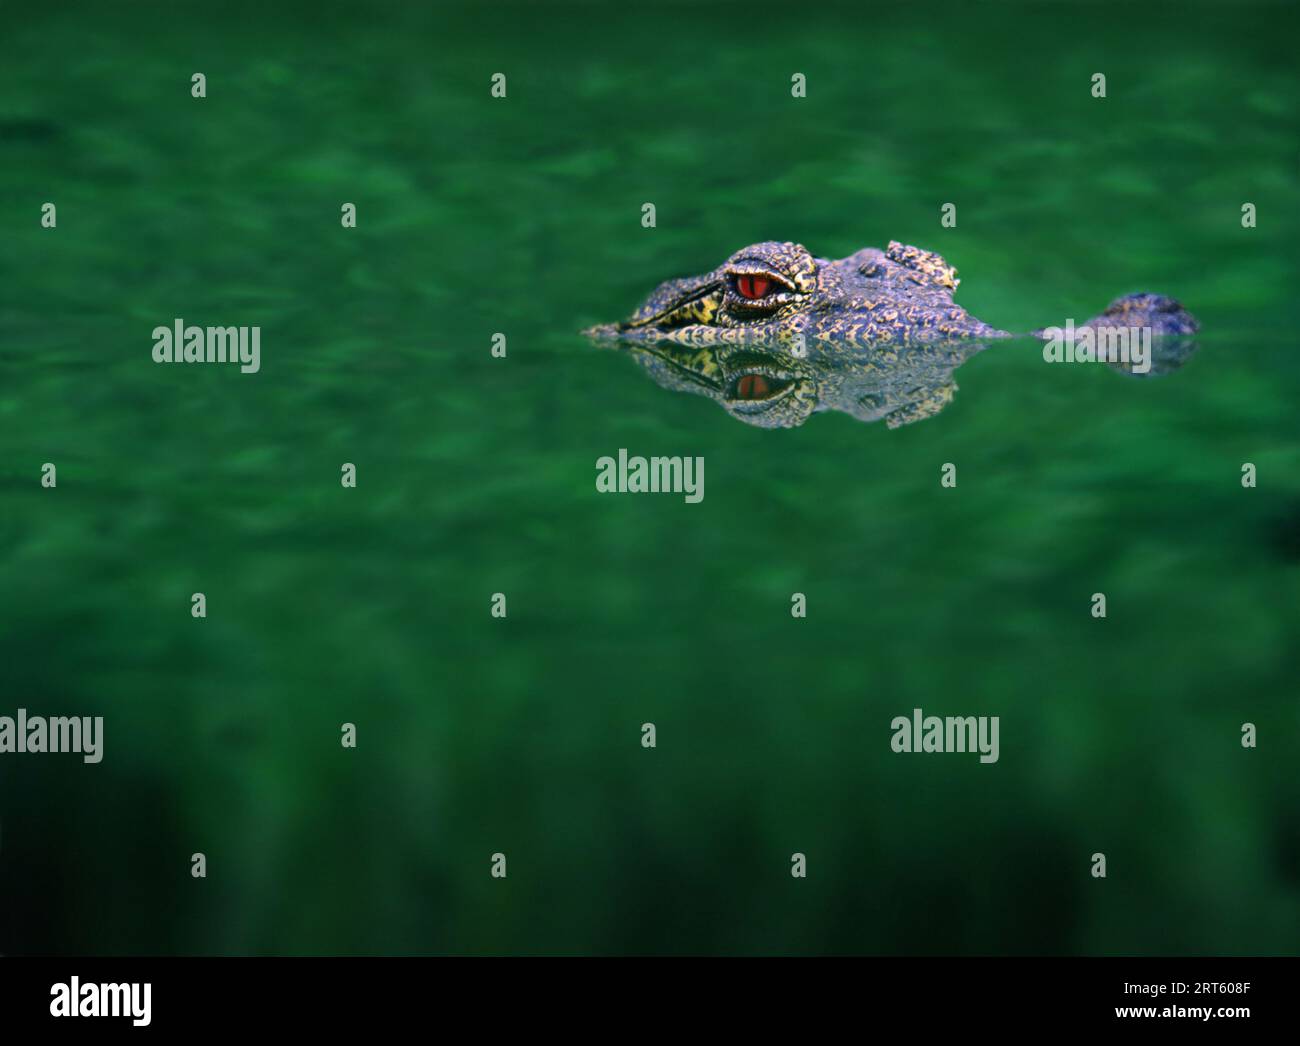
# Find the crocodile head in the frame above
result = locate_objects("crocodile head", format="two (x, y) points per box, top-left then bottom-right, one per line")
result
(584, 240), (1008, 350)
(586, 239), (1199, 427)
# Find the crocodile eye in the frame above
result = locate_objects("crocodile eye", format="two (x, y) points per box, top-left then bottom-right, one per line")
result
(736, 374), (771, 399)
(735, 275), (772, 299)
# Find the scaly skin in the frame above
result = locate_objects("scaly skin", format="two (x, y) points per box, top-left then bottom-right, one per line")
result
(585, 240), (1198, 428)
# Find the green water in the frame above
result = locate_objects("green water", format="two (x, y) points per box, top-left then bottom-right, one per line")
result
(1, 1), (1298, 954)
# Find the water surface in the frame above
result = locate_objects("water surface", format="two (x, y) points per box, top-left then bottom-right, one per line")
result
(1, 1), (1297, 954)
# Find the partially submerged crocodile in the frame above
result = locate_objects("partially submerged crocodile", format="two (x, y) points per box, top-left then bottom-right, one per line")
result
(585, 240), (1198, 428)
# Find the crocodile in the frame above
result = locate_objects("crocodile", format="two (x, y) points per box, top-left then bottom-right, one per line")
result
(584, 240), (1198, 428)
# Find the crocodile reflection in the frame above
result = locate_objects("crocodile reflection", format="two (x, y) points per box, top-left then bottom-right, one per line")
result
(617, 335), (991, 428)
(606, 334), (1197, 429)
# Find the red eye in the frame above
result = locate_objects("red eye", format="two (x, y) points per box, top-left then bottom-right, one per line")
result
(736, 275), (772, 299)
(736, 374), (771, 399)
